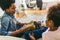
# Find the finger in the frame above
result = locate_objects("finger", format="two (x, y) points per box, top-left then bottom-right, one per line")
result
(31, 33), (34, 36)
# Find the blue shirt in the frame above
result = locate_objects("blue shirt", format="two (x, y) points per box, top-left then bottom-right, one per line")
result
(0, 11), (18, 35)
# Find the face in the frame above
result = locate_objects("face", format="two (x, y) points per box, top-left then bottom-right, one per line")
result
(46, 18), (54, 28)
(46, 18), (49, 27)
(6, 3), (16, 14)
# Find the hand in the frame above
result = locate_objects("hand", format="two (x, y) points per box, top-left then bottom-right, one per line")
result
(40, 24), (45, 29)
(23, 24), (35, 31)
(29, 33), (35, 40)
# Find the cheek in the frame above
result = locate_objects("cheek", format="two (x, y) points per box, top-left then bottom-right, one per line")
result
(46, 21), (48, 26)
(46, 20), (50, 27)
(12, 9), (15, 13)
(10, 9), (15, 13)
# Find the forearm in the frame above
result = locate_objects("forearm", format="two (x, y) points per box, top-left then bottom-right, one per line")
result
(10, 27), (27, 36)
(31, 38), (35, 40)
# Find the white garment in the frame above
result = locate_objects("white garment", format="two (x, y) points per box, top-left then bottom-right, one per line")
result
(0, 36), (25, 40)
(42, 27), (60, 40)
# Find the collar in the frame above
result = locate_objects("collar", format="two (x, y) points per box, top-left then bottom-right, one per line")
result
(5, 11), (14, 18)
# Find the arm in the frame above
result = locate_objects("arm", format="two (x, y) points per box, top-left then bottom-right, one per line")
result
(0, 17), (11, 35)
(10, 26), (29, 36)
(0, 17), (29, 36)
(29, 33), (35, 40)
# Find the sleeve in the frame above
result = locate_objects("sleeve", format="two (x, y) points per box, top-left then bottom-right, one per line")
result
(0, 17), (12, 35)
(16, 20), (24, 29)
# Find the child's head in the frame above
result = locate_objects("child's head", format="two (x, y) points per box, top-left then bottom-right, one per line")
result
(46, 3), (60, 28)
(0, 0), (16, 14)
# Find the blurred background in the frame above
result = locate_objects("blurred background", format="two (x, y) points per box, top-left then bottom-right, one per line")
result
(0, 0), (60, 26)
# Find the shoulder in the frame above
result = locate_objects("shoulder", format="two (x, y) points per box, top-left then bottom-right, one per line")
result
(1, 17), (10, 24)
(2, 16), (9, 20)
(42, 30), (51, 40)
(1, 12), (11, 21)
(42, 28), (50, 38)
(1, 14), (10, 22)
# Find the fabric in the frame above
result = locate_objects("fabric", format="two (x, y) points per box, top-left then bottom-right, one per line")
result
(0, 36), (25, 40)
(24, 27), (48, 40)
(0, 11), (23, 36)
(42, 27), (60, 40)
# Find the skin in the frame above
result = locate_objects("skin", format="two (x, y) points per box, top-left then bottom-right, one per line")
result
(29, 3), (60, 40)
(46, 18), (58, 31)
(29, 18), (58, 40)
(5, 3), (30, 36)
(29, 33), (35, 40)
(6, 3), (16, 14)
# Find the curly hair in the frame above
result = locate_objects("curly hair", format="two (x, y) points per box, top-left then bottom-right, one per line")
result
(47, 3), (60, 27)
(0, 0), (15, 10)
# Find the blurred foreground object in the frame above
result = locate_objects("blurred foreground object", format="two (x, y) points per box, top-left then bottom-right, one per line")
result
(0, 36), (25, 40)
(23, 21), (36, 31)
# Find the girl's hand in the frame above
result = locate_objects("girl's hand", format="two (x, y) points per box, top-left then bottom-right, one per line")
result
(29, 33), (35, 40)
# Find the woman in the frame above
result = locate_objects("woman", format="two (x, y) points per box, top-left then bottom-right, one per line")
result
(29, 3), (60, 40)
(0, 0), (33, 37)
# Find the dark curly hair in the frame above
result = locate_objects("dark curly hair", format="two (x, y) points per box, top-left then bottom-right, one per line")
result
(0, 0), (15, 10)
(47, 3), (60, 27)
